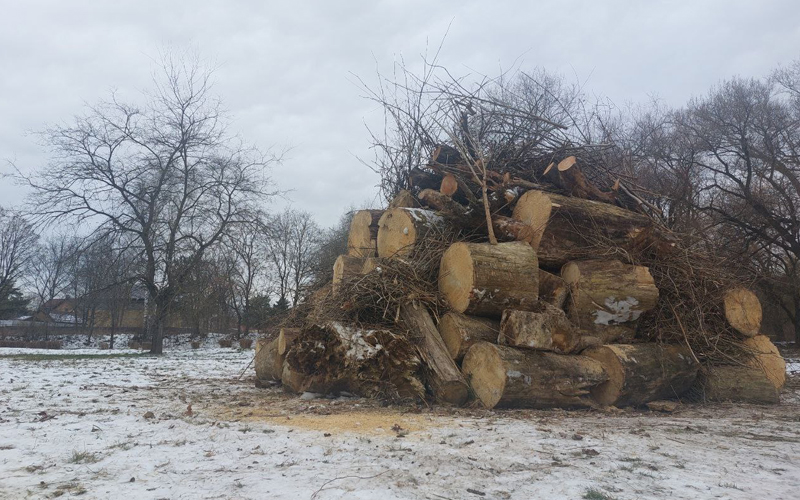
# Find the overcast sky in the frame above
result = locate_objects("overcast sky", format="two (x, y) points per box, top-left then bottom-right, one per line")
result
(2, 0), (799, 226)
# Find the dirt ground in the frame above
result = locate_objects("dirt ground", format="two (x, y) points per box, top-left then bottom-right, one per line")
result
(1, 347), (799, 499)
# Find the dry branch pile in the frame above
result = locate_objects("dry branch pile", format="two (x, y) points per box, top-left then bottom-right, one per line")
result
(254, 146), (787, 409)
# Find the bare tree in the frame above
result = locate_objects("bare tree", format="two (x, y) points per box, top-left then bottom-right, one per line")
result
(19, 52), (278, 353)
(264, 208), (321, 307)
(223, 219), (270, 337)
(25, 236), (76, 339)
(0, 208), (37, 312)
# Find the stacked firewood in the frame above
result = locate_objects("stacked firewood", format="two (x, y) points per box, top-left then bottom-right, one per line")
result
(254, 153), (787, 409)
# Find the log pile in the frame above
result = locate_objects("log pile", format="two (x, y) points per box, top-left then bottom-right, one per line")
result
(254, 150), (787, 409)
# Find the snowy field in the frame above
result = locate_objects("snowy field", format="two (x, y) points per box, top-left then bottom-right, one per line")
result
(1, 347), (799, 500)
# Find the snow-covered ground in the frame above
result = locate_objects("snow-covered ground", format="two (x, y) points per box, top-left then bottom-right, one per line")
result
(1, 347), (799, 500)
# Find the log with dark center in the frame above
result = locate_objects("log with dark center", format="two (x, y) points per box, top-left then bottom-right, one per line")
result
(347, 210), (383, 258)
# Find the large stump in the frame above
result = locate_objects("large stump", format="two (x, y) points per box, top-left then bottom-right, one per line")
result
(694, 365), (780, 404)
(439, 241), (539, 317)
(723, 288), (762, 337)
(743, 335), (786, 390)
(584, 344), (699, 407)
(499, 303), (592, 354)
(377, 208), (446, 259)
(254, 339), (283, 385)
(438, 312), (500, 362)
(562, 259), (659, 343)
(462, 342), (608, 409)
(399, 303), (470, 405)
(347, 210), (383, 258)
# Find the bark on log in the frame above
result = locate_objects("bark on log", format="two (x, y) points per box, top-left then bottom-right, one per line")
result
(377, 208), (447, 259)
(438, 312), (500, 362)
(254, 338), (283, 385)
(723, 288), (762, 337)
(439, 241), (539, 317)
(399, 303), (469, 405)
(513, 189), (669, 268)
(462, 342), (608, 409)
(388, 190), (420, 209)
(562, 259), (659, 343)
(347, 210), (383, 258)
(277, 327), (301, 356)
(743, 335), (786, 389)
(499, 303), (587, 354)
(694, 365), (780, 404)
(584, 344), (699, 407)
(538, 269), (569, 309)
(332, 255), (368, 294)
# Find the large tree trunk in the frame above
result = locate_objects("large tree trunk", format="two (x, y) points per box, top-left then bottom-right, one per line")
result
(347, 210), (383, 258)
(277, 327), (302, 356)
(584, 344), (699, 407)
(439, 241), (539, 317)
(723, 287), (762, 337)
(512, 190), (666, 268)
(462, 342), (608, 409)
(377, 208), (447, 259)
(399, 302), (469, 406)
(254, 338), (284, 386)
(332, 255), (369, 294)
(499, 303), (598, 354)
(438, 312), (500, 362)
(694, 365), (780, 404)
(562, 259), (659, 343)
(743, 335), (786, 390)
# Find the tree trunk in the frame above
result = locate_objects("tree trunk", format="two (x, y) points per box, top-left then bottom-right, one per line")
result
(277, 327), (302, 356)
(332, 255), (369, 294)
(461, 342), (608, 409)
(562, 259), (659, 343)
(399, 302), (469, 405)
(388, 190), (420, 209)
(694, 365), (780, 404)
(438, 312), (500, 362)
(377, 208), (447, 259)
(347, 210), (383, 258)
(512, 190), (665, 268)
(723, 287), (762, 337)
(254, 338), (284, 386)
(439, 241), (539, 317)
(584, 343), (699, 407)
(538, 269), (569, 309)
(499, 303), (597, 354)
(743, 335), (786, 390)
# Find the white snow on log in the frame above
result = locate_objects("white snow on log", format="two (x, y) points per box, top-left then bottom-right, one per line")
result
(330, 321), (382, 361)
(404, 207), (445, 226)
(506, 369), (532, 385)
(593, 296), (643, 325)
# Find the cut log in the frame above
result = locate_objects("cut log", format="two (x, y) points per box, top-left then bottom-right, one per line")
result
(513, 190), (667, 268)
(332, 255), (368, 294)
(277, 327), (301, 356)
(439, 241), (539, 317)
(538, 269), (569, 309)
(511, 190), (552, 248)
(723, 288), (762, 337)
(694, 365), (780, 404)
(377, 208), (446, 259)
(283, 322), (424, 400)
(347, 210), (383, 258)
(438, 312), (500, 362)
(584, 344), (699, 407)
(499, 303), (583, 354)
(743, 335), (786, 389)
(461, 342), (608, 409)
(254, 338), (283, 384)
(388, 190), (420, 209)
(399, 303), (470, 405)
(562, 260), (659, 343)
(440, 174), (458, 197)
(552, 156), (616, 203)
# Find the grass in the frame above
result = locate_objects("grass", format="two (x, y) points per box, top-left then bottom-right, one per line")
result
(583, 489), (617, 500)
(68, 450), (100, 464)
(0, 352), (150, 361)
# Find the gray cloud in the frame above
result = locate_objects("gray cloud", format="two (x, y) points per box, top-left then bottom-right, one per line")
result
(2, 0), (799, 225)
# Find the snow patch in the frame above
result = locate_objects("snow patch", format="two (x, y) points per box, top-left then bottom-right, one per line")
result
(594, 296), (643, 325)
